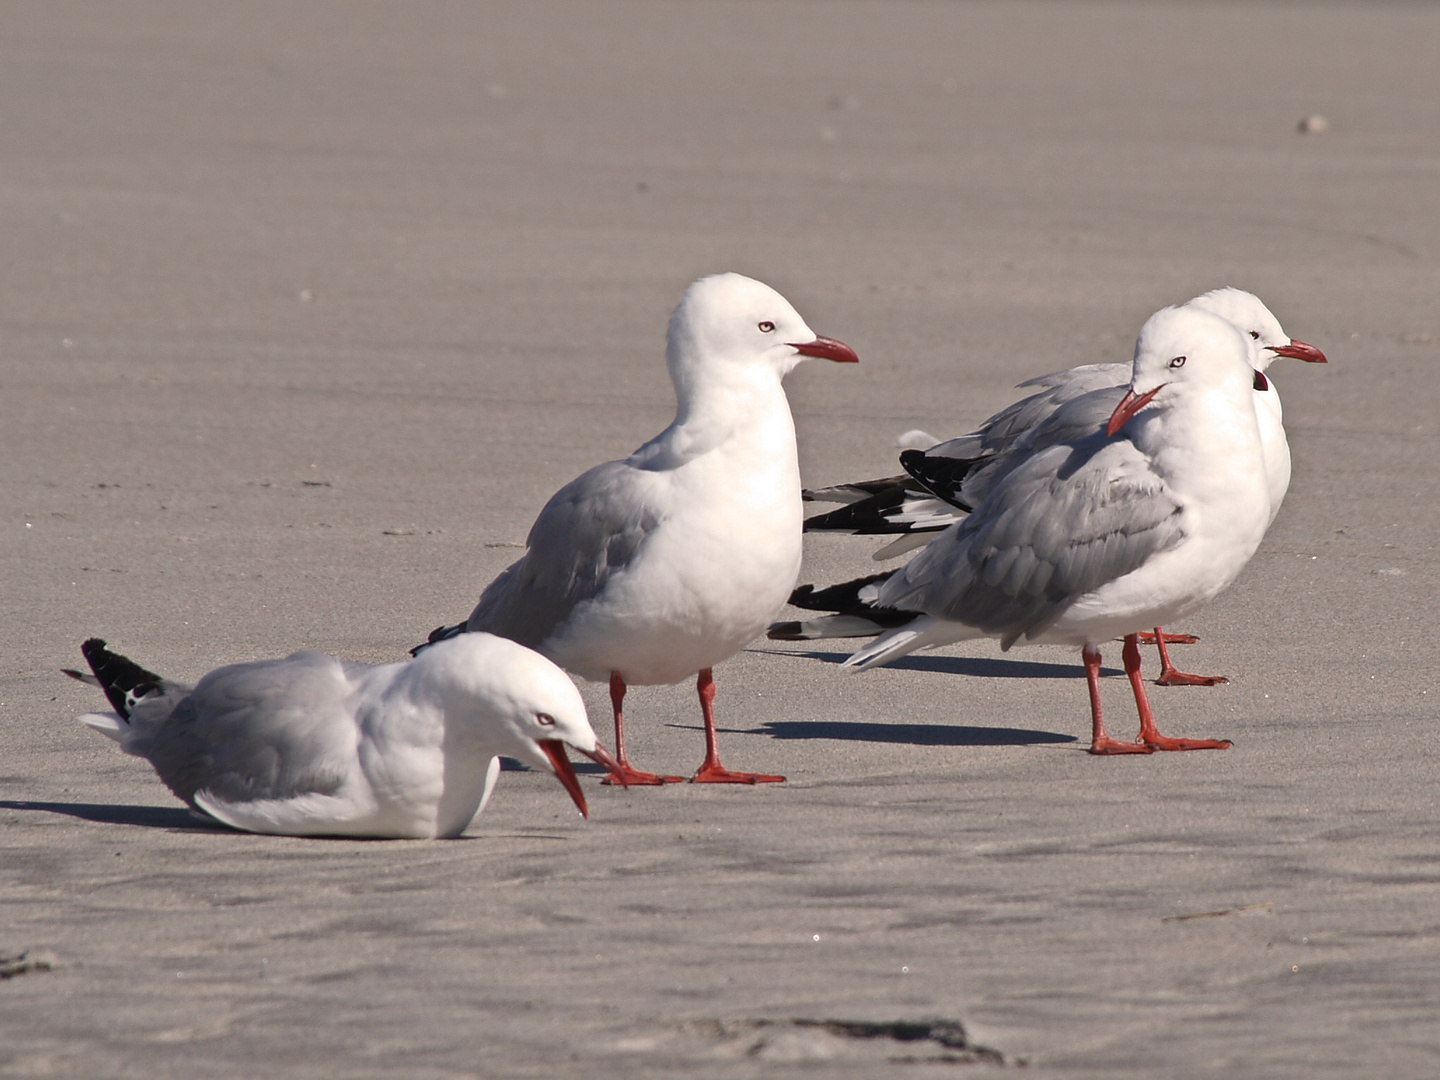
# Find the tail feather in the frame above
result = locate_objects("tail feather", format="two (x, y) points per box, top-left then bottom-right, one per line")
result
(804, 486), (915, 534)
(410, 623), (465, 658)
(769, 615), (900, 640)
(789, 573), (891, 614)
(775, 574), (923, 641)
(77, 712), (127, 742)
(871, 533), (937, 560)
(803, 474), (913, 506)
(841, 616), (978, 671)
(77, 638), (163, 719)
(841, 626), (929, 670)
(895, 429), (941, 451)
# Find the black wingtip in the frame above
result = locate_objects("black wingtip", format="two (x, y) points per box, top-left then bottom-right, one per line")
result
(410, 623), (465, 658)
(900, 448), (979, 511)
(788, 573), (892, 614)
(79, 638), (163, 719)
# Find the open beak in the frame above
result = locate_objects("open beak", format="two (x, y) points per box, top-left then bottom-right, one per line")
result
(789, 335), (859, 364)
(1268, 339), (1327, 364)
(1106, 385), (1164, 438)
(538, 739), (588, 818)
(577, 743), (627, 788)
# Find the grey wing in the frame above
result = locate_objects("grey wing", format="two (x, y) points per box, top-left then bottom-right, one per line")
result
(466, 460), (662, 649)
(136, 652), (359, 807)
(877, 435), (1185, 645)
(957, 384), (1128, 508)
(923, 363), (1128, 464)
(907, 365), (1130, 510)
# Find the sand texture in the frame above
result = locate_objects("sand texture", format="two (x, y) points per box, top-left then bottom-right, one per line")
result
(2, 2), (1438, 1076)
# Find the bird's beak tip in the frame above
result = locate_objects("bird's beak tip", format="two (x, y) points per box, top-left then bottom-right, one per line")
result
(1270, 339), (1327, 364)
(790, 335), (859, 364)
(538, 739), (589, 818)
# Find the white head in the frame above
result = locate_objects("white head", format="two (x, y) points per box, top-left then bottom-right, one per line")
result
(1107, 305), (1257, 437)
(665, 273), (857, 402)
(416, 633), (617, 818)
(1185, 287), (1327, 376)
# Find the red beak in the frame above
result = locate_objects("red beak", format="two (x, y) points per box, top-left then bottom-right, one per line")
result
(1106, 385), (1164, 438)
(1268, 339), (1327, 364)
(577, 743), (627, 788)
(538, 739), (588, 819)
(789, 335), (859, 363)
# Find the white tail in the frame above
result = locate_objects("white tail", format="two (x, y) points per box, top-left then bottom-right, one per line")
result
(77, 712), (127, 742)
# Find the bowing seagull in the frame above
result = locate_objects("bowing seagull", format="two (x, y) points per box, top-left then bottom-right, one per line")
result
(67, 633), (617, 837)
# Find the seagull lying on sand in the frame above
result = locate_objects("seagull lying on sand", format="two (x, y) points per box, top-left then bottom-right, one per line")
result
(833, 305), (1272, 754)
(418, 272), (858, 785)
(67, 634), (618, 837)
(784, 288), (1324, 685)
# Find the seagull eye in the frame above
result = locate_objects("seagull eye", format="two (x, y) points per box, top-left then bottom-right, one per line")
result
(1169, 355), (1187, 368)
(535, 712), (556, 727)
(758, 321), (775, 333)
(1249, 330), (1260, 340)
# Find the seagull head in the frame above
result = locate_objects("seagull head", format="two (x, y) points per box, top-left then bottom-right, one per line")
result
(1107, 305), (1256, 437)
(1186, 287), (1327, 376)
(666, 273), (857, 398)
(418, 633), (618, 819)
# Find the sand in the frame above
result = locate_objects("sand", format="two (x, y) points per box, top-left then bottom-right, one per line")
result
(2, 2), (1438, 1076)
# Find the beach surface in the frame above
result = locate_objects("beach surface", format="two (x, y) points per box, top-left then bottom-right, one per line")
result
(2, 2), (1438, 1076)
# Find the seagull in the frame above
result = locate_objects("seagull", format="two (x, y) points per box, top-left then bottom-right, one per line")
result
(785, 288), (1324, 684)
(418, 273), (859, 785)
(836, 304), (1272, 754)
(66, 634), (619, 838)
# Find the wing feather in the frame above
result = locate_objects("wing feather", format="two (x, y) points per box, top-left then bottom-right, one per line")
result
(876, 434), (1184, 642)
(466, 460), (664, 648)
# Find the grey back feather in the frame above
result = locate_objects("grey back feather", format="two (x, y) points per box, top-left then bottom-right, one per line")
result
(956, 384), (1129, 508)
(877, 432), (1184, 646)
(132, 651), (356, 806)
(467, 459), (663, 649)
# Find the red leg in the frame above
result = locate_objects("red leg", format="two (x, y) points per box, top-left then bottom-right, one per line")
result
(1085, 644), (1152, 755)
(1123, 635), (1231, 751)
(599, 671), (684, 786)
(691, 669), (785, 784)
(1136, 630), (1200, 646)
(1141, 626), (1229, 686)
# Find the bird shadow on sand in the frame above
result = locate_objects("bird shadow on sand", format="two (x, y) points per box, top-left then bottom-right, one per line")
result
(500, 758), (612, 774)
(687, 721), (1077, 747)
(0, 799), (225, 831)
(753, 647), (1116, 680)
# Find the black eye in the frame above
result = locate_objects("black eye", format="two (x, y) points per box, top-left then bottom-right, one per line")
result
(536, 712), (556, 727)
(1249, 330), (1260, 340)
(758, 321), (775, 333)
(1169, 355), (1186, 368)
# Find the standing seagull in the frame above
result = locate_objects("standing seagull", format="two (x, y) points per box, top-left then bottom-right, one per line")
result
(419, 273), (858, 785)
(66, 634), (619, 838)
(840, 305), (1271, 754)
(788, 288), (1324, 684)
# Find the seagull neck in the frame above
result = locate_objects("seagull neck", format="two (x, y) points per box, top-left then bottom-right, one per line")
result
(669, 363), (790, 438)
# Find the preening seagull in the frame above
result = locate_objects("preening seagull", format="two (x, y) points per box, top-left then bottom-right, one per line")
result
(784, 288), (1324, 685)
(837, 304), (1274, 754)
(67, 634), (617, 838)
(418, 273), (858, 785)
